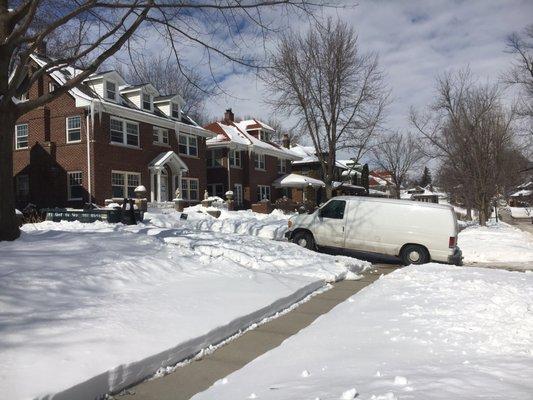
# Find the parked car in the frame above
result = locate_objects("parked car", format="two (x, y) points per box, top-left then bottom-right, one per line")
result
(285, 196), (463, 265)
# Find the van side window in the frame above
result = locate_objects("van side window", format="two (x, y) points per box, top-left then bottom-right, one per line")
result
(320, 200), (346, 219)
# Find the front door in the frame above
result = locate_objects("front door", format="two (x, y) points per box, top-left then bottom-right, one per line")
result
(313, 199), (347, 249)
(160, 172), (168, 201)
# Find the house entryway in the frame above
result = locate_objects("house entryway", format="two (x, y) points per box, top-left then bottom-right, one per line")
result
(149, 151), (188, 202)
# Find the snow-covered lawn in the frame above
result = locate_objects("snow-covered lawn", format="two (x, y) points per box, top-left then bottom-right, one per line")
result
(193, 264), (533, 400)
(0, 220), (369, 400)
(459, 221), (533, 264)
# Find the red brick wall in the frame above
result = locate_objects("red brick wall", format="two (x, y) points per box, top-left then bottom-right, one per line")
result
(91, 113), (207, 205)
(13, 73), (89, 209)
(13, 71), (208, 208)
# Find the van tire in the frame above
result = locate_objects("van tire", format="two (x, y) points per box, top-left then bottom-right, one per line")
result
(292, 231), (316, 251)
(400, 245), (429, 265)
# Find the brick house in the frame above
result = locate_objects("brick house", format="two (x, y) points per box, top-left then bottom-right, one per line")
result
(203, 109), (301, 209)
(12, 53), (214, 210)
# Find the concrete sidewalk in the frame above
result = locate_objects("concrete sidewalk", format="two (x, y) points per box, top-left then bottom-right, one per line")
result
(499, 208), (533, 235)
(116, 264), (398, 400)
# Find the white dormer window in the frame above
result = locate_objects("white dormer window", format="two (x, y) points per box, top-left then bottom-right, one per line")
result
(258, 130), (270, 142)
(142, 93), (152, 111)
(171, 103), (180, 119)
(105, 81), (117, 101)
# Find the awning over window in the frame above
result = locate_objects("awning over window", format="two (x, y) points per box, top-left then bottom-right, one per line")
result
(272, 173), (325, 189)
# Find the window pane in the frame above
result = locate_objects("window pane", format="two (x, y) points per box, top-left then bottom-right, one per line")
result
(189, 136), (198, 156)
(126, 123), (139, 146)
(112, 185), (125, 198)
(106, 81), (116, 99)
(320, 200), (346, 219)
(153, 127), (160, 142)
(110, 119), (123, 143)
(16, 124), (28, 148)
(162, 130), (169, 144)
(68, 172), (83, 199)
(67, 116), (81, 142)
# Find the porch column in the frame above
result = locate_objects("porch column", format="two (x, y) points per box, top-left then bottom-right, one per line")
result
(156, 170), (162, 203)
(150, 170), (155, 202)
(171, 172), (176, 199)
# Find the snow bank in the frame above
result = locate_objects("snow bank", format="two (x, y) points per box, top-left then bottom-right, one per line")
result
(193, 264), (533, 400)
(510, 207), (532, 219)
(145, 207), (291, 240)
(459, 221), (533, 263)
(0, 220), (368, 400)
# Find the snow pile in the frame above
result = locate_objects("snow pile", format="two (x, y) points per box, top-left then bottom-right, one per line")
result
(459, 221), (533, 263)
(0, 220), (368, 399)
(145, 207), (291, 240)
(510, 207), (531, 219)
(193, 265), (533, 400)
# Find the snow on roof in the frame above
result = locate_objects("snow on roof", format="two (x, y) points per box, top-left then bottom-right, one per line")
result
(273, 173), (325, 188)
(511, 189), (533, 197)
(291, 144), (348, 169)
(517, 181), (533, 189)
(28, 54), (204, 132)
(207, 121), (301, 159)
(236, 119), (275, 132)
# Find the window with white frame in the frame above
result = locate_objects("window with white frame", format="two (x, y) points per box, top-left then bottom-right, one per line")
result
(208, 183), (225, 198)
(48, 82), (58, 93)
(258, 130), (270, 142)
(15, 124), (28, 149)
(105, 80), (117, 101)
(181, 178), (199, 201)
(66, 116), (81, 143)
(16, 174), (29, 198)
(142, 93), (152, 111)
(229, 149), (242, 168)
(111, 171), (140, 198)
(67, 171), (83, 200)
(171, 103), (180, 119)
(277, 158), (286, 174)
(109, 117), (139, 147)
(153, 127), (169, 145)
(207, 149), (224, 168)
(234, 183), (243, 205)
(254, 153), (265, 170)
(256, 185), (270, 201)
(178, 134), (198, 156)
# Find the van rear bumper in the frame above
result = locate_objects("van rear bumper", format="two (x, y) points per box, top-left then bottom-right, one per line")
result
(448, 247), (463, 266)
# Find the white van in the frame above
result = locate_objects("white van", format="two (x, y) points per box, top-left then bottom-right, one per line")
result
(285, 196), (462, 265)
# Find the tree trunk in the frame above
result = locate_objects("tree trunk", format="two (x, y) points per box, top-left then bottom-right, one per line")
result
(466, 207), (472, 221)
(0, 110), (20, 241)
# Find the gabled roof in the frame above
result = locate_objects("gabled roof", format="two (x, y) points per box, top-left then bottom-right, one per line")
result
(205, 120), (301, 160)
(290, 144), (348, 169)
(28, 53), (211, 136)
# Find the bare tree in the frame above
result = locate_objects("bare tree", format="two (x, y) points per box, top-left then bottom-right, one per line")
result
(411, 70), (518, 226)
(505, 24), (533, 144)
(263, 17), (389, 194)
(264, 117), (304, 145)
(116, 52), (214, 124)
(0, 1), (321, 241)
(371, 132), (424, 199)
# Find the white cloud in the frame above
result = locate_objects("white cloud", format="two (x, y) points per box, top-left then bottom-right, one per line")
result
(204, 0), (533, 134)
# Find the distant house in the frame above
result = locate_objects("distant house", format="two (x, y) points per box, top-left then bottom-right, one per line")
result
(203, 109), (301, 209)
(368, 170), (394, 197)
(401, 185), (449, 204)
(12, 52), (214, 210)
(509, 181), (533, 207)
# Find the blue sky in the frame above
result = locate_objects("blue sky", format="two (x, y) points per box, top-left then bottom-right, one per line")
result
(198, 0), (532, 134)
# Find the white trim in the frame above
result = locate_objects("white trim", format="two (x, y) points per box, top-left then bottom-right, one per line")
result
(257, 185), (271, 201)
(15, 124), (29, 150)
(111, 170), (141, 199)
(234, 183), (243, 205)
(66, 115), (82, 144)
(181, 177), (200, 202)
(109, 116), (140, 148)
(104, 80), (118, 102)
(178, 133), (198, 157)
(254, 153), (266, 170)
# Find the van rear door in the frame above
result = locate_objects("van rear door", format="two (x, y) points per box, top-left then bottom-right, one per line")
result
(314, 199), (347, 249)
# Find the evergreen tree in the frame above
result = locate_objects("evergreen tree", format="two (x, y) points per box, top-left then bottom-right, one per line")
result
(419, 166), (432, 187)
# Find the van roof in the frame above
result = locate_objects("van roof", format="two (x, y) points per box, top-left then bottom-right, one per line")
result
(332, 195), (454, 211)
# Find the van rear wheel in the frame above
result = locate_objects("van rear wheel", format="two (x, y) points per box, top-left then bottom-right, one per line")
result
(292, 231), (316, 251)
(400, 245), (429, 265)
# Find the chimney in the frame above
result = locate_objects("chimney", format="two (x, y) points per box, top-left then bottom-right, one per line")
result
(35, 41), (47, 56)
(224, 108), (234, 123)
(282, 133), (290, 149)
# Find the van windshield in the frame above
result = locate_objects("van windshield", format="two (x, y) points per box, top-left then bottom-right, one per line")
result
(320, 200), (346, 219)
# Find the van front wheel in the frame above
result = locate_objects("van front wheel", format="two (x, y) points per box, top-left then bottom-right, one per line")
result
(400, 245), (429, 265)
(292, 231), (316, 251)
